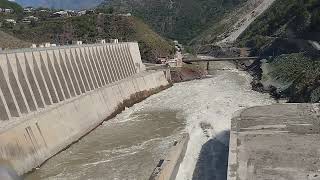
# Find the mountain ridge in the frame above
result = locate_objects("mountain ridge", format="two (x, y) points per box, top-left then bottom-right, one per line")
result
(14, 0), (106, 10)
(100, 0), (249, 44)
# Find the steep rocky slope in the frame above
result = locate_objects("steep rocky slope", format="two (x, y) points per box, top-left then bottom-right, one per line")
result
(190, 0), (275, 46)
(237, 0), (320, 102)
(100, 0), (248, 44)
(0, 30), (31, 49)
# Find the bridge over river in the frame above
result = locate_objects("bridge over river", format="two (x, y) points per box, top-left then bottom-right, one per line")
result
(182, 56), (259, 63)
(183, 56), (261, 70)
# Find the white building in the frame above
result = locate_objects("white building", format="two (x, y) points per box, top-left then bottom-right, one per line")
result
(23, 8), (34, 13)
(77, 10), (86, 16)
(72, 41), (83, 45)
(3, 8), (13, 13)
(110, 39), (119, 43)
(5, 19), (16, 24)
(52, 11), (68, 17)
(96, 39), (106, 44)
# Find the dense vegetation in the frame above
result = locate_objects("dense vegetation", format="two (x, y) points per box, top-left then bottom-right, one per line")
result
(100, 0), (248, 44)
(0, 0), (174, 62)
(0, 30), (30, 49)
(238, 0), (320, 102)
(267, 53), (320, 102)
(0, 13), (174, 62)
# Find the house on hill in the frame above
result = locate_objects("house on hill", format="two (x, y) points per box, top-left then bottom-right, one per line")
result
(0, 8), (14, 13)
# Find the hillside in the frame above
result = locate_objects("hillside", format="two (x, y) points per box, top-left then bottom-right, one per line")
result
(189, 0), (276, 51)
(0, 30), (31, 49)
(0, 0), (23, 13)
(238, 0), (320, 55)
(0, 14), (174, 62)
(15, 0), (105, 10)
(100, 0), (248, 44)
(236, 0), (320, 102)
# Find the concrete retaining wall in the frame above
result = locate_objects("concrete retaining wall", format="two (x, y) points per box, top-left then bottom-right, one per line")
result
(0, 43), (170, 175)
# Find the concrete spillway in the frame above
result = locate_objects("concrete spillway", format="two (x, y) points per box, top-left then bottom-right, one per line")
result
(0, 42), (170, 175)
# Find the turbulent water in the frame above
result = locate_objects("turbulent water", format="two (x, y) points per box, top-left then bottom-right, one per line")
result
(25, 62), (274, 180)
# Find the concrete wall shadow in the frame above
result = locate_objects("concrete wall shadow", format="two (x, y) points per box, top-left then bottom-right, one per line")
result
(192, 130), (230, 180)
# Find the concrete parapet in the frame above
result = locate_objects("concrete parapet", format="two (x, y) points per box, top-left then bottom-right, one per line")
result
(228, 104), (320, 180)
(0, 42), (170, 175)
(150, 134), (189, 180)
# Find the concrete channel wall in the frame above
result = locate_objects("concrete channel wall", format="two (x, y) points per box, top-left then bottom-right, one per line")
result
(0, 42), (170, 175)
(150, 134), (189, 180)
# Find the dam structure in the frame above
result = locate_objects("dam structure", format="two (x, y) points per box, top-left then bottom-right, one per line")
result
(0, 42), (170, 175)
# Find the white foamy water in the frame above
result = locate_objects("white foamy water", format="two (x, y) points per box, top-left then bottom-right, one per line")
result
(26, 61), (274, 180)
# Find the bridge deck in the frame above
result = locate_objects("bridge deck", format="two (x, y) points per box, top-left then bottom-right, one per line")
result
(183, 56), (259, 63)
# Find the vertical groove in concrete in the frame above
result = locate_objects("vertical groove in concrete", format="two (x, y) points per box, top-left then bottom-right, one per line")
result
(39, 51), (59, 103)
(111, 45), (123, 80)
(122, 44), (134, 76)
(103, 46), (116, 83)
(119, 44), (130, 78)
(96, 46), (109, 84)
(53, 50), (71, 100)
(92, 47), (106, 86)
(32, 52), (53, 106)
(65, 49), (81, 96)
(107, 45), (120, 82)
(0, 55), (20, 117)
(47, 51), (65, 102)
(112, 45), (123, 79)
(0, 87), (10, 120)
(24, 52), (45, 109)
(58, 49), (76, 97)
(88, 47), (102, 88)
(118, 44), (129, 78)
(121, 44), (131, 78)
(6, 54), (30, 114)
(79, 48), (94, 90)
(75, 48), (90, 92)
(124, 44), (137, 74)
(97, 46), (111, 84)
(114, 45), (126, 79)
(15, 53), (37, 112)
(84, 47), (98, 89)
(69, 49), (86, 94)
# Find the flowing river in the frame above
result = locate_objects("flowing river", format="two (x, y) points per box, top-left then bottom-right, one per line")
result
(25, 62), (274, 180)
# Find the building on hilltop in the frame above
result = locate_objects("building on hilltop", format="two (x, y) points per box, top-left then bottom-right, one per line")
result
(4, 19), (16, 24)
(0, 8), (14, 13)
(23, 8), (34, 13)
(51, 11), (69, 18)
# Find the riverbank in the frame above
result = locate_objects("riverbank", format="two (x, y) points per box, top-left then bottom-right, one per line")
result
(24, 61), (274, 179)
(170, 64), (208, 83)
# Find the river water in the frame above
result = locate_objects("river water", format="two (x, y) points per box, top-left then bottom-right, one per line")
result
(25, 62), (274, 180)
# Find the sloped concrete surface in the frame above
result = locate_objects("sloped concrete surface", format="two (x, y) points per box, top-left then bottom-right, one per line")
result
(228, 104), (320, 180)
(192, 130), (230, 180)
(0, 42), (170, 175)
